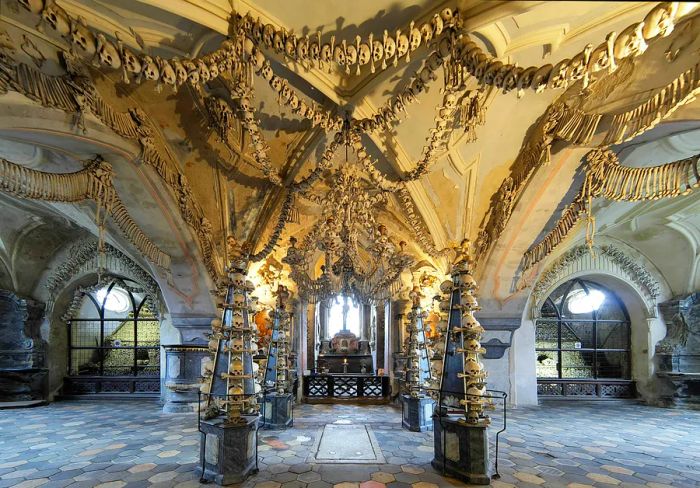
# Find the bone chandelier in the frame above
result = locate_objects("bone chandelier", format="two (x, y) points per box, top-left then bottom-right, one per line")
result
(283, 127), (414, 304)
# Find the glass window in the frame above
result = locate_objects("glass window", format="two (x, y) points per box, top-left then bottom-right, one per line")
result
(328, 295), (361, 337)
(535, 279), (631, 382)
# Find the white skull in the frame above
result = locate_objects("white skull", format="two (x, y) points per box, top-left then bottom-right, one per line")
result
(439, 299), (451, 312)
(97, 34), (121, 69)
(71, 18), (96, 56)
(431, 13), (444, 36)
(465, 359), (482, 377)
(345, 43), (357, 65)
(263, 24), (275, 47)
(383, 33), (396, 60)
(466, 338), (481, 352)
(440, 8), (454, 25)
(462, 292), (478, 309)
(439, 279), (453, 294)
(159, 58), (176, 87)
(547, 58), (570, 89)
(122, 49), (142, 75)
(643, 3), (677, 39)
(18, 0), (44, 14)
(396, 32), (409, 58)
(183, 60), (199, 84)
(172, 59), (187, 85)
(297, 37), (309, 60)
(142, 55), (159, 81)
(208, 60), (219, 79)
(233, 293), (245, 306)
(333, 45), (345, 65)
(462, 273), (477, 290)
(462, 312), (482, 332)
(285, 36), (296, 58)
(420, 22), (434, 44)
(467, 385), (485, 403)
(614, 22), (647, 59)
(197, 60), (210, 82)
(409, 26), (422, 51)
(320, 43), (332, 63)
(42, 3), (71, 36)
(270, 75), (283, 92)
(231, 272), (246, 289)
(260, 62), (273, 81)
(239, 97), (252, 112)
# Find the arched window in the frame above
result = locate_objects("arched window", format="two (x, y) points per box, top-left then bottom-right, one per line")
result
(535, 278), (634, 398)
(328, 295), (361, 338)
(65, 278), (160, 395)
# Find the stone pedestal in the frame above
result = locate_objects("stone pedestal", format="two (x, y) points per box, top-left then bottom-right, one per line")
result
(262, 392), (294, 429)
(196, 415), (259, 485)
(401, 394), (434, 432)
(432, 414), (490, 485)
(162, 344), (210, 413)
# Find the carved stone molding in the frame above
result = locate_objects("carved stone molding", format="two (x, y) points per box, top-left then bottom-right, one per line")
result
(45, 238), (162, 317)
(531, 243), (661, 317)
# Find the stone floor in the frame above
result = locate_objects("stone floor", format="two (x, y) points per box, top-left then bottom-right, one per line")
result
(0, 399), (699, 487)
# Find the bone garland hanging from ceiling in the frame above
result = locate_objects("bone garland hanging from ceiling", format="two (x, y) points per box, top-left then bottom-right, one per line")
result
(522, 147), (700, 270)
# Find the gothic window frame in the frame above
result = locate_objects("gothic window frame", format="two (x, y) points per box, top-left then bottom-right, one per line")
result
(535, 278), (632, 383)
(67, 278), (160, 380)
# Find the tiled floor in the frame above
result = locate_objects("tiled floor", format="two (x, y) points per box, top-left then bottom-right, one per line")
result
(0, 400), (699, 487)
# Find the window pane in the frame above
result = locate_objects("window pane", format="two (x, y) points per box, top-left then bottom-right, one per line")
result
(535, 321), (558, 348)
(536, 350), (559, 378)
(71, 349), (101, 375)
(561, 350), (594, 378)
(103, 348), (134, 376)
(328, 296), (361, 337)
(72, 321), (102, 347)
(561, 321), (594, 349)
(136, 347), (160, 376)
(597, 321), (629, 349)
(596, 351), (630, 378)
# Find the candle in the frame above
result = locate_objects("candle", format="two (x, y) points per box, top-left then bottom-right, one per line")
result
(343, 358), (348, 364)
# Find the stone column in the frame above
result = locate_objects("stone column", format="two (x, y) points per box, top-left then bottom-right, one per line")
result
(375, 301), (386, 373)
(163, 314), (215, 413)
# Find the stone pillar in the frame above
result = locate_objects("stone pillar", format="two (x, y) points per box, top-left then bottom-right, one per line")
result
(163, 314), (214, 413)
(0, 290), (47, 401)
(376, 301), (386, 373)
(162, 345), (209, 413)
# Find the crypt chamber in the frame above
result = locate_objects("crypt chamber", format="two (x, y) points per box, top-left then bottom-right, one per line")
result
(1, 0), (700, 486)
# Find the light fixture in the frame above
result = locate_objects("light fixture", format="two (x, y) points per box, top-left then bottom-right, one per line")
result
(567, 288), (605, 314)
(95, 287), (130, 313)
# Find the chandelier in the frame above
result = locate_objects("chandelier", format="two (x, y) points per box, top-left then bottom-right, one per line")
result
(283, 124), (414, 304)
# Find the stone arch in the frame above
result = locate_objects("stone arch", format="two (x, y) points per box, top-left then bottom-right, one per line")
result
(518, 238), (673, 404)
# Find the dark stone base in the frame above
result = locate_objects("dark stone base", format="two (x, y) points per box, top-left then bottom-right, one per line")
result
(262, 392), (294, 429)
(432, 414), (490, 485)
(401, 394), (434, 432)
(162, 345), (209, 414)
(196, 415), (259, 485)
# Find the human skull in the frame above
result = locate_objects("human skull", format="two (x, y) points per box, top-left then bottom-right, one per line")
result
(122, 49), (142, 75)
(71, 18), (96, 56)
(462, 273), (477, 290)
(233, 293), (245, 307)
(157, 58), (177, 87)
(297, 36), (309, 60)
(285, 35), (297, 58)
(211, 318), (222, 331)
(462, 292), (478, 309)
(96, 34), (121, 69)
(547, 58), (570, 89)
(197, 60), (210, 82)
(42, 3), (71, 36)
(289, 93), (300, 109)
(440, 8), (454, 25)
(431, 13), (444, 36)
(420, 22), (434, 44)
(465, 338), (482, 352)
(207, 339), (218, 352)
(440, 280), (454, 294)
(270, 75), (283, 92)
(239, 96), (252, 112)
(409, 25), (422, 51)
(589, 35), (615, 73)
(643, 3), (678, 39)
(396, 32), (409, 59)
(333, 44), (345, 65)
(320, 43), (332, 63)
(141, 55), (159, 81)
(260, 62), (273, 81)
(345, 42), (358, 65)
(183, 60), (199, 84)
(371, 40), (384, 63)
(482, 60), (502, 85)
(568, 46), (591, 82)
(280, 83), (292, 102)
(309, 39), (320, 60)
(439, 299), (451, 312)
(172, 58), (187, 85)
(263, 24), (275, 47)
(273, 30), (285, 52)
(531, 64), (552, 92)
(383, 32), (396, 60)
(614, 22), (647, 59)
(516, 66), (536, 93)
(462, 312), (482, 332)
(18, 0), (44, 14)
(232, 315), (244, 328)
(467, 385), (485, 403)
(231, 272), (246, 289)
(465, 359), (483, 377)
(208, 60), (219, 79)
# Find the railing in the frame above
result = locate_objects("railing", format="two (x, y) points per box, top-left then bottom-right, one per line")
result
(537, 378), (634, 398)
(302, 374), (390, 403)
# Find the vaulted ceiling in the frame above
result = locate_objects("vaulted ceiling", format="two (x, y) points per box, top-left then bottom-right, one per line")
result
(1, 0), (699, 315)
